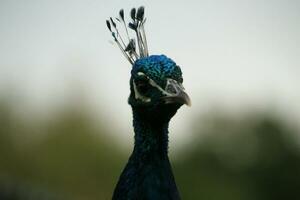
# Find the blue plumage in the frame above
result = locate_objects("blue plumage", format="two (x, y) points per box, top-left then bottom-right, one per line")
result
(132, 55), (183, 87)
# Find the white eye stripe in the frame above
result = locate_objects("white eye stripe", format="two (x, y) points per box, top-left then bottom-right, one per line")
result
(133, 74), (165, 103)
(148, 79), (168, 95)
(165, 78), (185, 94)
(137, 72), (146, 76)
(134, 73), (185, 101)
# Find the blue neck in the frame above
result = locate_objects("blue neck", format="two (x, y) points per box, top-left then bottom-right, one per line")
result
(132, 109), (169, 160)
(112, 108), (180, 199)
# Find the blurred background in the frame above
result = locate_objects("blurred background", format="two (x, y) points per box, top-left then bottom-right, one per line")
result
(0, 0), (299, 199)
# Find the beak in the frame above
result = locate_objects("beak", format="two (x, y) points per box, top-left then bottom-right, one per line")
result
(161, 79), (191, 106)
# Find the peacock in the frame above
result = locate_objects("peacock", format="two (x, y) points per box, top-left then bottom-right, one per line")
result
(106, 6), (191, 200)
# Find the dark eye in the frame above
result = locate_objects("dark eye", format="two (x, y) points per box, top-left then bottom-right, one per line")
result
(135, 79), (149, 94)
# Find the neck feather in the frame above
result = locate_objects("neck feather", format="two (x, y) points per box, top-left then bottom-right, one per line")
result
(132, 108), (170, 160)
(112, 107), (181, 199)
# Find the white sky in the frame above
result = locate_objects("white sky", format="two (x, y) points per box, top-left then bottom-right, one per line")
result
(0, 0), (299, 149)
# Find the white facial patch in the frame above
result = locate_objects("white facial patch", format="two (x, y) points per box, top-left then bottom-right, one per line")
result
(133, 72), (185, 103)
(137, 72), (145, 76)
(164, 78), (185, 96)
(149, 78), (185, 97)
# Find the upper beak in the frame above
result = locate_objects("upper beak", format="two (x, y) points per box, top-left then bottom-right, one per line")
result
(161, 79), (191, 106)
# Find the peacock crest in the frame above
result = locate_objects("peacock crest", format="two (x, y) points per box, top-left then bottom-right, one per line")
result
(106, 6), (148, 64)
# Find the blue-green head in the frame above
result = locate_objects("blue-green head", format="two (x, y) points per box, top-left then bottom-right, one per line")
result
(128, 55), (190, 117)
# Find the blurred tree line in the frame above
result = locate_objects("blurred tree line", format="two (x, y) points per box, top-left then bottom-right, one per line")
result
(0, 98), (299, 200)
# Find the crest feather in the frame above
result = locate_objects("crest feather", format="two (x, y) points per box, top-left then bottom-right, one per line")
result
(106, 6), (149, 65)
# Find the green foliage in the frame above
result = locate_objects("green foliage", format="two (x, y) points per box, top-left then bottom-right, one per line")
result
(174, 112), (300, 200)
(0, 101), (126, 200)
(0, 99), (299, 200)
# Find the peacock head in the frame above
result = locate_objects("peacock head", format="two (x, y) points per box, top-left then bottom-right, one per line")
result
(106, 6), (190, 118)
(128, 55), (190, 109)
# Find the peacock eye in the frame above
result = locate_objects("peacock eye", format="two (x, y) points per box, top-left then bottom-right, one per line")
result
(134, 78), (149, 94)
(135, 80), (149, 94)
